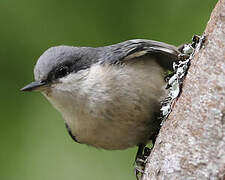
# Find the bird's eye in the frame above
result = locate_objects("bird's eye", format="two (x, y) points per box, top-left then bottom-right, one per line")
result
(55, 66), (69, 79)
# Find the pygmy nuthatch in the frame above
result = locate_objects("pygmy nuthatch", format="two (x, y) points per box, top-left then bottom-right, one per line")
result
(21, 39), (180, 157)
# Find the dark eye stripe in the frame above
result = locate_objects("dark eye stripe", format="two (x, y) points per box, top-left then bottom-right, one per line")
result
(55, 66), (69, 79)
(46, 57), (94, 82)
(47, 65), (70, 82)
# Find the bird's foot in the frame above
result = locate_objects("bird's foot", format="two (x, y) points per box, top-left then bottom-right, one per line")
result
(134, 146), (151, 180)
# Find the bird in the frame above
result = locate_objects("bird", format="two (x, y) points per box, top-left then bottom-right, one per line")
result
(21, 39), (180, 164)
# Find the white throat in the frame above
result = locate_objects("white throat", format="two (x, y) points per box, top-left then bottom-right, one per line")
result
(43, 61), (165, 150)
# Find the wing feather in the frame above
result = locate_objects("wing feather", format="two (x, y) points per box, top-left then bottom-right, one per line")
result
(101, 39), (181, 70)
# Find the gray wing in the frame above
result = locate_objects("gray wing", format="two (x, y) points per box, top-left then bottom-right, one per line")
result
(100, 39), (181, 70)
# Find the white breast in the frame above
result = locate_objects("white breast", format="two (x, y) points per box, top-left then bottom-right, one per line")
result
(44, 58), (166, 150)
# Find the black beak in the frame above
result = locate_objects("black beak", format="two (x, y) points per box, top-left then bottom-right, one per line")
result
(21, 81), (47, 92)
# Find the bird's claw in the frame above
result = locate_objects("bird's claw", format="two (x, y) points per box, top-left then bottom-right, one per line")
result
(134, 147), (151, 180)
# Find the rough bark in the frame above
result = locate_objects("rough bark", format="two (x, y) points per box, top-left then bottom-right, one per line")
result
(142, 0), (225, 179)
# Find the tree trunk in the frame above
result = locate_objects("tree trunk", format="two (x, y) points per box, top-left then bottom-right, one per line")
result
(142, 0), (225, 179)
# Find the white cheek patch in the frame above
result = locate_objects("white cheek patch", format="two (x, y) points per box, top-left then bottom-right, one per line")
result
(59, 69), (89, 84)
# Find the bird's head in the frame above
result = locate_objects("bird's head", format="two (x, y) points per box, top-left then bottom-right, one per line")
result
(21, 45), (99, 93)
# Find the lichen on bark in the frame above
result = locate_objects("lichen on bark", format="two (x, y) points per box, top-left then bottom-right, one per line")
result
(142, 0), (225, 179)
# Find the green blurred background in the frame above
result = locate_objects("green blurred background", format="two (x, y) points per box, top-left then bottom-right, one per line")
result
(0, 0), (217, 180)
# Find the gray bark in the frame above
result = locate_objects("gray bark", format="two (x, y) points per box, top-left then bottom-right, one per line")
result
(142, 0), (225, 179)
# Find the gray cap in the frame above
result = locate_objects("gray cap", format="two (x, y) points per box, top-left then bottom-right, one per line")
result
(35, 39), (179, 82)
(22, 39), (180, 91)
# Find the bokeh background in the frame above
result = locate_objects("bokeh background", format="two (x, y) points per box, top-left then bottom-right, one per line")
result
(0, 0), (217, 180)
